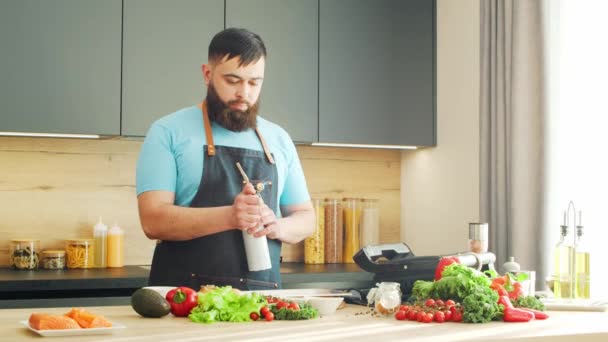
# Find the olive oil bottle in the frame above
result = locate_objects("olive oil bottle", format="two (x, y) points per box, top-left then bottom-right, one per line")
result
(552, 224), (575, 298)
(575, 225), (591, 299)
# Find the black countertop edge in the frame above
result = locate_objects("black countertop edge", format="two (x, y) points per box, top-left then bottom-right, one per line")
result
(0, 263), (374, 293)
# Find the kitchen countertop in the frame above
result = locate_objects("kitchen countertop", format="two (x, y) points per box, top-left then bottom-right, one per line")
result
(3, 305), (608, 341)
(0, 263), (374, 308)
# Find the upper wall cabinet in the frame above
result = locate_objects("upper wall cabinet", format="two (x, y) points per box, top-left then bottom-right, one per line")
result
(319, 0), (436, 146)
(121, 0), (223, 137)
(226, 0), (318, 143)
(0, 0), (122, 135)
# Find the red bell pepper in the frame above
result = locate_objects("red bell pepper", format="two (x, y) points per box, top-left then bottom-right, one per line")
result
(498, 295), (514, 309)
(166, 286), (198, 317)
(503, 307), (534, 322)
(519, 308), (549, 320)
(434, 256), (460, 281)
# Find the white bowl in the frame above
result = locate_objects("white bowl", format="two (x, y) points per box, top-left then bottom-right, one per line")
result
(301, 297), (344, 316)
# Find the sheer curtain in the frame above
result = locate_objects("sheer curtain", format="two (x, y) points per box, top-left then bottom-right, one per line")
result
(544, 0), (608, 298)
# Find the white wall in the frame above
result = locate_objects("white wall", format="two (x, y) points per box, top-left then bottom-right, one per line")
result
(401, 0), (480, 256)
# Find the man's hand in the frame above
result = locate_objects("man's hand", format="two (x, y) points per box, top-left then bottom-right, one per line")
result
(232, 182), (262, 231)
(251, 204), (282, 240)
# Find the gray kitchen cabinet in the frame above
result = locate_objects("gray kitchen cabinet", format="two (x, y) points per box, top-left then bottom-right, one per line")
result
(319, 0), (436, 146)
(226, 0), (318, 143)
(121, 0), (224, 136)
(0, 0), (122, 135)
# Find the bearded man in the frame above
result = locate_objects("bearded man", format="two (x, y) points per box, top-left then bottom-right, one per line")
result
(136, 28), (314, 290)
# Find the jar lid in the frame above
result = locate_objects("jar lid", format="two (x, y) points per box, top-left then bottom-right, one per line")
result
(42, 250), (66, 257)
(342, 197), (361, 201)
(67, 238), (94, 245)
(11, 239), (40, 243)
(361, 198), (379, 202)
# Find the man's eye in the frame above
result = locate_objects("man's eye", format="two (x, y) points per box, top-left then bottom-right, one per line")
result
(249, 80), (261, 86)
(227, 78), (239, 84)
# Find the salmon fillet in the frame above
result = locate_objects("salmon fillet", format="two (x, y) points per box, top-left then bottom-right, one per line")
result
(28, 313), (81, 330)
(65, 308), (112, 328)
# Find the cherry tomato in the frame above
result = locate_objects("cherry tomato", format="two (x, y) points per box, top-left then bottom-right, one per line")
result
(434, 299), (445, 308)
(445, 299), (456, 308)
(452, 310), (463, 322)
(444, 309), (453, 321)
(260, 306), (270, 317)
(416, 311), (424, 322)
(433, 311), (445, 323)
(398, 305), (410, 313)
(407, 310), (417, 320)
(288, 302), (300, 311)
(276, 301), (289, 310)
(422, 312), (433, 323)
(424, 299), (436, 308)
(264, 312), (275, 321)
(250, 312), (259, 321)
(394, 310), (407, 321)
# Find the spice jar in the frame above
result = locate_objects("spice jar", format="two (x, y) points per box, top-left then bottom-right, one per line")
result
(305, 198), (325, 264)
(41, 250), (66, 269)
(324, 198), (343, 263)
(9, 239), (40, 270)
(66, 239), (95, 269)
(367, 282), (402, 315)
(343, 198), (362, 263)
(468, 222), (489, 253)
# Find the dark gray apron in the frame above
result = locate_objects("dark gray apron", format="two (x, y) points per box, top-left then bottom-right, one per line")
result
(148, 101), (281, 290)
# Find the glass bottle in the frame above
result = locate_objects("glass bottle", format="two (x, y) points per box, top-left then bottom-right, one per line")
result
(552, 224), (575, 298)
(305, 198), (325, 264)
(360, 199), (380, 247)
(343, 198), (362, 263)
(575, 225), (591, 299)
(324, 198), (343, 263)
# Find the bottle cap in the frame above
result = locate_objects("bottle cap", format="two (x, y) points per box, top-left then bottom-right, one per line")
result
(94, 217), (108, 233)
(109, 223), (123, 235)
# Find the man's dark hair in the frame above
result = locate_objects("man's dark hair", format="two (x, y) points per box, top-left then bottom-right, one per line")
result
(208, 28), (267, 66)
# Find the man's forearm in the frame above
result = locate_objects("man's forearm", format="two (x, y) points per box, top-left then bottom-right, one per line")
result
(276, 208), (315, 244)
(141, 204), (235, 241)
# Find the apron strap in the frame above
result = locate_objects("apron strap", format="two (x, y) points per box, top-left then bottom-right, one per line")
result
(255, 128), (276, 165)
(200, 101), (216, 156)
(199, 101), (275, 164)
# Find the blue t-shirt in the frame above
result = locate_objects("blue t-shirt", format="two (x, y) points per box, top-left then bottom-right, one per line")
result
(136, 105), (310, 211)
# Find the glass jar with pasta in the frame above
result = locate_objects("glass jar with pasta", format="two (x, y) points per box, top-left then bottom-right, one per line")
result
(66, 239), (95, 269)
(10, 239), (40, 270)
(304, 198), (325, 264)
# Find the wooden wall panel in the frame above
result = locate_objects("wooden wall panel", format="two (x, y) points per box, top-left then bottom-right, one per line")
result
(0, 137), (401, 266)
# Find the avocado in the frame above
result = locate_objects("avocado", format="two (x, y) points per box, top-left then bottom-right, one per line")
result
(131, 288), (171, 318)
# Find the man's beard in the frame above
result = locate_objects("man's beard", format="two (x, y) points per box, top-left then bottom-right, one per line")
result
(206, 83), (259, 132)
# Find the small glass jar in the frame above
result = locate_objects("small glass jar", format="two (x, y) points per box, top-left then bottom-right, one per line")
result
(324, 198), (343, 263)
(367, 282), (402, 315)
(66, 239), (95, 269)
(305, 198), (325, 264)
(343, 198), (362, 263)
(468, 223), (489, 253)
(9, 239), (40, 270)
(41, 250), (66, 269)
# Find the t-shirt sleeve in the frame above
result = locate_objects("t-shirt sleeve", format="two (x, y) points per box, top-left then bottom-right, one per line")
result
(279, 139), (311, 206)
(136, 122), (177, 196)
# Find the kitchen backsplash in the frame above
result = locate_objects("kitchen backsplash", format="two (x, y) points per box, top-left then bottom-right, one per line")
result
(0, 137), (401, 266)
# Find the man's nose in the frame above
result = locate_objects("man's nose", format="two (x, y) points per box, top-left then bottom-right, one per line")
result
(235, 83), (250, 100)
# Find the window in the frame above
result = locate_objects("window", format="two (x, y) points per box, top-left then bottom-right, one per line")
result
(545, 0), (608, 298)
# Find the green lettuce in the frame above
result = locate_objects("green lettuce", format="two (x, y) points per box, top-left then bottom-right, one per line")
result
(188, 286), (266, 324)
